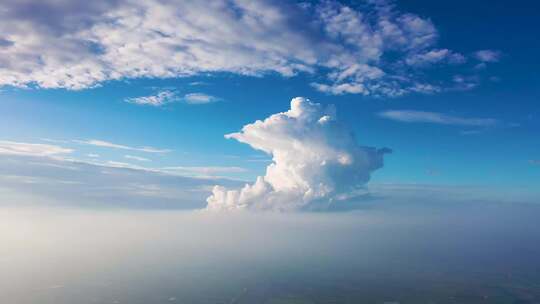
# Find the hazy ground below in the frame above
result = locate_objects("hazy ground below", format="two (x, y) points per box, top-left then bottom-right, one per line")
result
(1, 200), (540, 303)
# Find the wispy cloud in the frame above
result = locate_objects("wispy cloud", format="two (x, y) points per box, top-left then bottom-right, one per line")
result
(405, 49), (465, 67)
(378, 110), (499, 127)
(40, 138), (69, 144)
(74, 139), (170, 153)
(104, 161), (146, 170)
(182, 93), (221, 105)
(0, 140), (73, 157)
(125, 90), (178, 106)
(126, 91), (221, 106)
(450, 75), (479, 91)
(460, 129), (486, 136)
(0, 139), (248, 180)
(529, 160), (540, 166)
(125, 155), (151, 162)
(0, 154), (243, 208)
(474, 50), (502, 63)
(161, 166), (247, 177)
(189, 81), (207, 86)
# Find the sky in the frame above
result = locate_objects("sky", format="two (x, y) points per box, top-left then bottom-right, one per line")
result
(0, 0), (539, 210)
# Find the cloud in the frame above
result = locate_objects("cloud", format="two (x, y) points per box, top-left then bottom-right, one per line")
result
(40, 138), (69, 144)
(4, 197), (540, 304)
(0, 0), (491, 97)
(74, 139), (170, 153)
(405, 48), (465, 67)
(126, 91), (221, 106)
(104, 160), (146, 170)
(162, 166), (247, 177)
(182, 93), (221, 105)
(0, 153), (242, 208)
(125, 155), (151, 162)
(206, 97), (390, 211)
(189, 81), (207, 86)
(379, 110), (499, 127)
(529, 160), (540, 166)
(474, 49), (502, 62)
(460, 129), (486, 136)
(450, 75), (479, 91)
(0, 140), (73, 156)
(0, 139), (244, 182)
(0, 38), (14, 47)
(125, 90), (178, 106)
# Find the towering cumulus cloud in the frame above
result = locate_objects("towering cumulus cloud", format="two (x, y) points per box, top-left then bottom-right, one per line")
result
(206, 97), (390, 211)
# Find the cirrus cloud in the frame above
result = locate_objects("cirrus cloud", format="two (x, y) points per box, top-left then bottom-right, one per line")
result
(378, 110), (499, 127)
(0, 140), (73, 157)
(74, 139), (171, 153)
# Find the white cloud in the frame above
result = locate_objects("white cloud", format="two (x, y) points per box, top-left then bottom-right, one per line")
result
(474, 49), (502, 62)
(125, 90), (178, 106)
(0, 139), (246, 182)
(450, 74), (479, 91)
(105, 160), (145, 170)
(405, 48), (465, 67)
(125, 155), (151, 162)
(206, 97), (390, 211)
(189, 81), (207, 86)
(162, 166), (247, 178)
(0, 153), (242, 208)
(379, 110), (499, 127)
(0, 0), (488, 97)
(40, 138), (69, 144)
(0, 140), (73, 157)
(182, 93), (221, 105)
(74, 139), (170, 153)
(409, 82), (442, 94)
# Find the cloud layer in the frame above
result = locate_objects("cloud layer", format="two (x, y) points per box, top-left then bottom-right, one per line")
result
(206, 97), (390, 211)
(5, 203), (540, 304)
(0, 153), (242, 209)
(0, 0), (496, 96)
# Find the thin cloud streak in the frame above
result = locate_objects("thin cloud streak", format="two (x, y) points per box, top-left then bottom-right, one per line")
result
(379, 110), (499, 127)
(74, 139), (171, 153)
(161, 166), (248, 177)
(125, 155), (151, 162)
(0, 140), (73, 157)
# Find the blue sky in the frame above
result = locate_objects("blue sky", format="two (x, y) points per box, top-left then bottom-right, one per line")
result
(0, 0), (538, 209)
